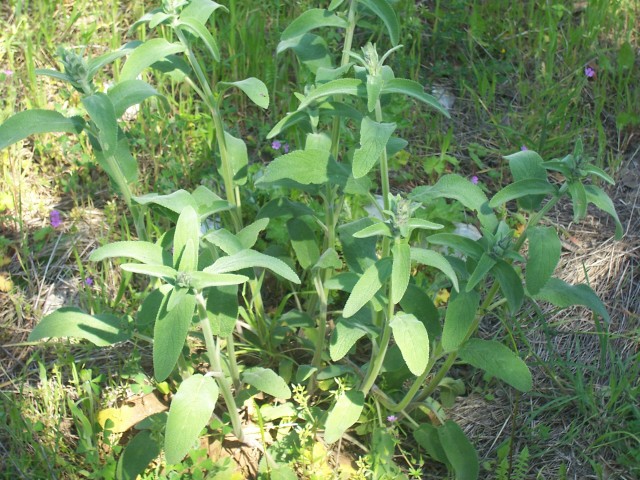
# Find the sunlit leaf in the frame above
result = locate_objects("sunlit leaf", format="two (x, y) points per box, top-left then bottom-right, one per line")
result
(390, 312), (429, 375)
(324, 390), (364, 444)
(242, 367), (291, 399)
(0, 110), (84, 150)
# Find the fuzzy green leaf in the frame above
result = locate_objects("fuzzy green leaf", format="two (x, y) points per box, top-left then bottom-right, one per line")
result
(411, 175), (498, 232)
(205, 249), (300, 284)
(438, 421), (480, 480)
(390, 313), (429, 376)
(90, 241), (168, 266)
(489, 179), (556, 208)
(120, 263), (178, 282)
(179, 0), (227, 23)
(176, 16), (221, 62)
(120, 38), (185, 81)
(493, 260), (524, 312)
(107, 79), (164, 118)
(410, 248), (459, 292)
(116, 430), (161, 480)
(29, 308), (129, 346)
(206, 285), (239, 337)
(381, 78), (450, 118)
(427, 233), (484, 260)
(237, 218), (270, 249)
(585, 185), (623, 240)
(242, 367), (292, 399)
(324, 390), (365, 444)
(534, 278), (609, 321)
(223, 131), (248, 185)
(442, 290), (480, 352)
(154, 290), (196, 381)
(220, 78), (269, 109)
(352, 117), (396, 178)
(0, 110), (85, 150)
(466, 253), (496, 292)
(164, 374), (218, 464)
(568, 182), (587, 222)
(526, 226), (561, 295)
(343, 257), (392, 318)
(297, 79), (365, 110)
(330, 315), (369, 361)
(391, 242), (411, 304)
(173, 206), (200, 271)
(281, 9), (348, 41)
(459, 339), (532, 392)
(287, 218), (320, 269)
(359, 0), (400, 46)
(256, 149), (331, 186)
(505, 150), (548, 211)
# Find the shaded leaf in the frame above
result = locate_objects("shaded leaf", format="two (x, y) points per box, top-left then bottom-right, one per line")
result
(343, 257), (392, 318)
(352, 117), (396, 178)
(120, 38), (185, 81)
(526, 226), (561, 295)
(438, 421), (479, 480)
(359, 0), (400, 46)
(442, 290), (480, 352)
(534, 277), (609, 321)
(324, 390), (365, 444)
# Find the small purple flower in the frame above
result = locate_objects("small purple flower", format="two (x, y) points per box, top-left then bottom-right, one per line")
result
(1, 69), (14, 76)
(283, 143), (289, 154)
(584, 66), (595, 78)
(271, 140), (281, 150)
(520, 145), (528, 151)
(50, 210), (62, 228)
(387, 414), (398, 423)
(85, 277), (93, 287)
(470, 175), (479, 185)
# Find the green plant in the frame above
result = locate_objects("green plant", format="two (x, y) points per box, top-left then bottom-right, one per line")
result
(0, 1), (625, 479)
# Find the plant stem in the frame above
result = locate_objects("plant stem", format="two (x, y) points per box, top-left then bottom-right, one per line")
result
(195, 292), (244, 442)
(307, 273), (328, 392)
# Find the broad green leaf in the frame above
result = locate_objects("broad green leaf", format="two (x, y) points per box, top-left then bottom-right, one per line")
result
(314, 248), (342, 270)
(459, 339), (532, 392)
(206, 285), (238, 337)
(135, 188), (231, 218)
(427, 233), (484, 260)
(223, 131), (248, 185)
(149, 11), (171, 28)
(407, 218), (444, 233)
(256, 149), (331, 186)
(316, 63), (353, 83)
(583, 164), (615, 185)
(220, 78), (269, 109)
(391, 242), (411, 304)
(298, 79), (365, 110)
(411, 175), (498, 232)
(278, 33), (333, 74)
(493, 260), (524, 312)
(34, 68), (72, 83)
(116, 430), (160, 480)
(330, 314), (369, 361)
(410, 248), (459, 292)
(359, 0), (400, 46)
(343, 257), (392, 318)
(442, 290), (480, 352)
(237, 218), (270, 249)
(438, 421), (479, 480)
(242, 367), (291, 399)
(366, 73), (384, 112)
(120, 38), (186, 81)
(328, 0), (346, 10)
(526, 226), (560, 294)
(203, 228), (243, 255)
(0, 110), (84, 150)
(400, 284), (441, 339)
(352, 220), (392, 239)
(489, 179), (556, 208)
(267, 110), (310, 139)
(381, 78), (450, 118)
(568, 182), (587, 222)
(107, 79), (165, 118)
(154, 291), (196, 381)
(29, 308), (129, 346)
(324, 390), (365, 444)
(338, 219), (378, 274)
(352, 117), (396, 178)
(120, 263), (178, 282)
(86, 41), (141, 79)
(390, 312), (430, 376)
(585, 185), (623, 240)
(287, 218), (320, 269)
(179, 0), (227, 23)
(187, 271), (247, 290)
(505, 150), (548, 211)
(137, 286), (170, 327)
(466, 253), (496, 292)
(534, 277), (609, 321)
(256, 198), (315, 220)
(173, 206), (199, 271)
(90, 241), (168, 265)
(176, 16), (220, 62)
(205, 249), (300, 284)
(280, 9), (348, 41)
(413, 424), (448, 464)
(91, 134), (138, 185)
(164, 374), (218, 464)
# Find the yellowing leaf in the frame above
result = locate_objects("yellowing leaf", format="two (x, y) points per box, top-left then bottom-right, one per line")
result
(98, 393), (168, 433)
(435, 288), (450, 306)
(0, 273), (14, 292)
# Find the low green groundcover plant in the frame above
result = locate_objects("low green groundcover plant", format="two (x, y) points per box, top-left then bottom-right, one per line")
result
(0, 0), (622, 478)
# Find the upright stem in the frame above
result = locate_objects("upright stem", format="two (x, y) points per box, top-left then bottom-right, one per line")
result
(195, 292), (244, 441)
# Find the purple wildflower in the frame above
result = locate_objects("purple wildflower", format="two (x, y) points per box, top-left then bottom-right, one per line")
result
(584, 66), (595, 78)
(85, 277), (93, 287)
(470, 175), (479, 185)
(271, 140), (281, 150)
(387, 414), (398, 423)
(50, 210), (62, 228)
(1, 69), (14, 76)
(283, 143), (289, 154)
(521, 145), (528, 151)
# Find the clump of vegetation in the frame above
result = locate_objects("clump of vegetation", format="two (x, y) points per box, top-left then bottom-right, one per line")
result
(1, 0), (637, 478)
